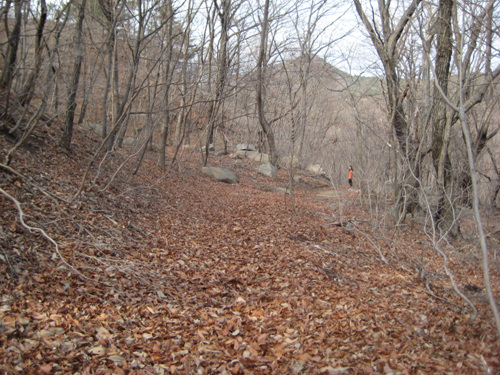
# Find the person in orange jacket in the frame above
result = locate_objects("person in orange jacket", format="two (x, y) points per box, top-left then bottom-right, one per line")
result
(348, 166), (353, 187)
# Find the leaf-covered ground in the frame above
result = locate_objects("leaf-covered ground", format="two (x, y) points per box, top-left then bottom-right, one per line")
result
(0, 124), (499, 374)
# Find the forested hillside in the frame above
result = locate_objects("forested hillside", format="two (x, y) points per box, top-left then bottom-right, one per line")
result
(0, 111), (499, 373)
(1, 0), (500, 372)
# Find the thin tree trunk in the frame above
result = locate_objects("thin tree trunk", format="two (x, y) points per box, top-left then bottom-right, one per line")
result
(203, 0), (231, 166)
(97, 0), (121, 139)
(60, 0), (87, 151)
(173, 19), (192, 150)
(0, 0), (22, 89)
(106, 0), (144, 151)
(430, 0), (455, 233)
(459, 89), (500, 338)
(256, 0), (277, 165)
(132, 55), (162, 174)
(158, 0), (175, 169)
(19, 0), (47, 107)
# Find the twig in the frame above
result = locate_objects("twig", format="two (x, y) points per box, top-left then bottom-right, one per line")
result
(402, 144), (480, 322)
(99, 147), (143, 193)
(0, 242), (17, 276)
(0, 162), (98, 239)
(423, 277), (460, 307)
(0, 162), (68, 203)
(0, 187), (86, 279)
(435, 240), (478, 321)
(349, 222), (389, 265)
(311, 243), (339, 257)
(327, 218), (370, 227)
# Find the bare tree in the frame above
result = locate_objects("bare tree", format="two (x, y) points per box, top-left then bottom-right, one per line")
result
(458, 82), (500, 337)
(408, 0), (500, 334)
(18, 0), (47, 107)
(451, 0), (500, 335)
(353, 0), (423, 221)
(0, 0), (23, 89)
(203, 0), (237, 165)
(60, 0), (87, 151)
(486, 146), (500, 207)
(426, 0), (499, 235)
(96, 0), (124, 139)
(157, 0), (176, 169)
(428, 0), (454, 232)
(256, 0), (278, 165)
(290, 0), (347, 165)
(104, 0), (143, 151)
(171, 0), (205, 156)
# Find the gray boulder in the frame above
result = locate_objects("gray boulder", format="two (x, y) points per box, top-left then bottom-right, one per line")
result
(82, 122), (105, 138)
(258, 162), (276, 178)
(282, 155), (301, 169)
(234, 146), (269, 163)
(305, 164), (326, 175)
(235, 144), (256, 152)
(245, 151), (269, 163)
(202, 167), (239, 184)
(122, 137), (138, 146)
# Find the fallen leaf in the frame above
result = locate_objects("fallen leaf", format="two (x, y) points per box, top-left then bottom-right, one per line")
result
(108, 354), (125, 366)
(88, 345), (107, 355)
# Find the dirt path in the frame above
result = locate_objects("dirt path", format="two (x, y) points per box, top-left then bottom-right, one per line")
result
(1, 129), (499, 373)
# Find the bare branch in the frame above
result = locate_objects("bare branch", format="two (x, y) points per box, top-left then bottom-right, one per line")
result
(0, 187), (86, 279)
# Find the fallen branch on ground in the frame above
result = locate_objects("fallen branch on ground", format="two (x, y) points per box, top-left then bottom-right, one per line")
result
(0, 187), (86, 279)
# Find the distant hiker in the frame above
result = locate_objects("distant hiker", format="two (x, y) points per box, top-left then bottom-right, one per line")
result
(348, 166), (353, 187)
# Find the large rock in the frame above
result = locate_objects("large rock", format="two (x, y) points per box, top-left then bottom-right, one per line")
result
(202, 167), (239, 184)
(258, 162), (276, 178)
(305, 164), (326, 175)
(122, 137), (137, 146)
(82, 122), (105, 138)
(245, 151), (269, 163)
(294, 174), (331, 188)
(235, 144), (256, 152)
(201, 144), (215, 152)
(234, 144), (269, 162)
(282, 155), (301, 169)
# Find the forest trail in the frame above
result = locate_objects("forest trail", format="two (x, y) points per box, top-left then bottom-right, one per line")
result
(0, 124), (499, 374)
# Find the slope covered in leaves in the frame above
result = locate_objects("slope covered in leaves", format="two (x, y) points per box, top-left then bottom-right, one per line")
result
(0, 123), (499, 374)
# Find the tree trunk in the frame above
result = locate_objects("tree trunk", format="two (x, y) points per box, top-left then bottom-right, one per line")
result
(105, 37), (122, 150)
(458, 87), (500, 337)
(97, 0), (120, 139)
(0, 0), (22, 89)
(105, 0), (145, 151)
(19, 0), (47, 107)
(203, 0), (232, 166)
(158, 0), (175, 169)
(60, 0), (87, 151)
(429, 0), (454, 233)
(256, 0), (277, 166)
(353, 0), (422, 220)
